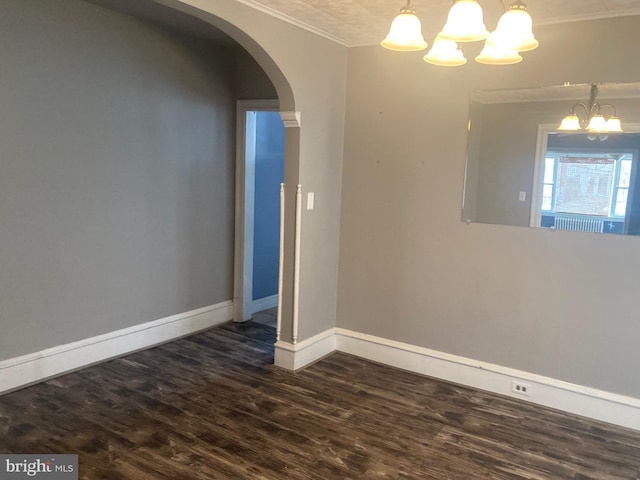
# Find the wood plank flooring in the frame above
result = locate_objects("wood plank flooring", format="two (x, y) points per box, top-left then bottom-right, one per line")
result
(1, 321), (639, 479)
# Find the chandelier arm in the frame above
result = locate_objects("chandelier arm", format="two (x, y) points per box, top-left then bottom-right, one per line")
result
(559, 85), (621, 131)
(570, 103), (588, 116)
(599, 104), (618, 116)
(569, 103), (590, 129)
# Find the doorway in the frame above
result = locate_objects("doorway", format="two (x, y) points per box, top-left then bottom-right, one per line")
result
(234, 100), (285, 323)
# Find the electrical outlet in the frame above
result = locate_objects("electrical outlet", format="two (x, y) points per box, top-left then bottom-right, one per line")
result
(512, 380), (531, 396)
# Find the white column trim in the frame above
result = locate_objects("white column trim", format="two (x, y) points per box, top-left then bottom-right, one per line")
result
(274, 328), (335, 371)
(276, 182), (285, 341)
(280, 111), (301, 128)
(292, 184), (302, 344)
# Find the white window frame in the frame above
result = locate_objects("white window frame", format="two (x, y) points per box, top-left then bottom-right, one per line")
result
(531, 123), (640, 229)
(541, 152), (630, 217)
(540, 156), (557, 213)
(612, 158), (633, 217)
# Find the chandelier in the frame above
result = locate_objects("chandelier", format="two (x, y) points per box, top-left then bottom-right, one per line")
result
(558, 84), (623, 134)
(381, 0), (537, 66)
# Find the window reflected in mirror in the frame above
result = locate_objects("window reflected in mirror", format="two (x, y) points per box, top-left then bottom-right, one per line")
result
(535, 147), (635, 233)
(463, 82), (640, 236)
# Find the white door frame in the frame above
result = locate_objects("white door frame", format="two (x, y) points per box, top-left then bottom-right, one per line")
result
(234, 99), (280, 322)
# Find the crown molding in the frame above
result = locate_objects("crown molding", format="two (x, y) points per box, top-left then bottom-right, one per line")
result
(231, 0), (349, 47)
(536, 9), (640, 27)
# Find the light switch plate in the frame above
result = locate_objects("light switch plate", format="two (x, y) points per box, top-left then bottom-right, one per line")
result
(307, 192), (315, 210)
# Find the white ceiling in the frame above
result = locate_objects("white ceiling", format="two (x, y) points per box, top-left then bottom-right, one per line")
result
(235, 0), (640, 46)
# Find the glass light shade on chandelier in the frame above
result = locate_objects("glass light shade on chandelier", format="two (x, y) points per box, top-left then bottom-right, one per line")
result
(586, 114), (608, 133)
(558, 113), (581, 131)
(475, 42), (522, 65)
(381, 1), (428, 51)
(440, 0), (489, 43)
(423, 35), (467, 66)
(487, 0), (538, 52)
(559, 112), (623, 133)
(557, 84), (624, 133)
(606, 117), (623, 133)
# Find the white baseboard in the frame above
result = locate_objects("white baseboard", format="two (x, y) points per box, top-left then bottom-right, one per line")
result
(335, 328), (640, 431)
(272, 326), (640, 431)
(274, 328), (335, 371)
(0, 301), (233, 395)
(251, 294), (278, 315)
(5, 306), (639, 432)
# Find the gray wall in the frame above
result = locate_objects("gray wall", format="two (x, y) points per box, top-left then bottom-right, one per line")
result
(474, 100), (562, 226)
(339, 16), (640, 399)
(0, 0), (271, 360)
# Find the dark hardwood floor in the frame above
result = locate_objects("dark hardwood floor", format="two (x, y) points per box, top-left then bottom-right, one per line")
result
(1, 321), (639, 479)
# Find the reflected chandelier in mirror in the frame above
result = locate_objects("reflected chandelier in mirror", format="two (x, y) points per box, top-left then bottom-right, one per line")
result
(463, 82), (640, 235)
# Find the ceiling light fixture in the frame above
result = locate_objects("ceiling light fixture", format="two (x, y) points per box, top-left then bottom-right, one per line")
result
(475, 43), (522, 65)
(380, 0), (428, 51)
(440, 0), (489, 42)
(558, 84), (623, 133)
(487, 0), (538, 52)
(381, 0), (538, 66)
(424, 35), (467, 66)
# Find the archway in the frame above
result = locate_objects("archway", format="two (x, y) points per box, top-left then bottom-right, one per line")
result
(152, 0), (302, 348)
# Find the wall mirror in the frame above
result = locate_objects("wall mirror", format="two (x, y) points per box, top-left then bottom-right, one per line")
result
(463, 82), (640, 235)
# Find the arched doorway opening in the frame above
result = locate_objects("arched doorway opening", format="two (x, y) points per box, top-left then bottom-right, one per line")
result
(90, 0), (301, 349)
